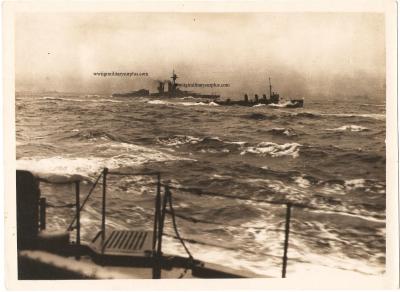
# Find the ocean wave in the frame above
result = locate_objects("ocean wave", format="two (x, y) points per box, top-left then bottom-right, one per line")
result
(344, 178), (367, 189)
(316, 178), (385, 196)
(240, 142), (301, 158)
(147, 99), (219, 107)
(326, 125), (369, 132)
(360, 103), (385, 107)
(179, 101), (208, 106)
(292, 111), (385, 121)
(69, 129), (119, 142)
(242, 113), (274, 120)
(157, 135), (202, 146)
(95, 98), (124, 103)
(158, 135), (303, 158)
(17, 143), (190, 178)
(147, 99), (169, 105)
(268, 127), (297, 137)
(268, 101), (298, 108)
(41, 96), (85, 102)
(41, 96), (123, 103)
(157, 135), (227, 150)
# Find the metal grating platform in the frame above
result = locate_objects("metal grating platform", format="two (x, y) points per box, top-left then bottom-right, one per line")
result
(90, 230), (153, 257)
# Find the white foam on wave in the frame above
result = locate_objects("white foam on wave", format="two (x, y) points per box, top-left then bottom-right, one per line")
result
(227, 141), (247, 146)
(344, 178), (367, 189)
(147, 99), (169, 105)
(271, 127), (297, 136)
(162, 214), (384, 279)
(157, 135), (224, 147)
(252, 104), (266, 107)
(95, 99), (123, 103)
(41, 96), (85, 102)
(41, 95), (123, 104)
(147, 99), (219, 107)
(157, 135), (202, 146)
(319, 183), (346, 195)
(179, 101), (219, 106)
(17, 142), (190, 178)
(179, 101), (208, 106)
(288, 111), (385, 121)
(322, 113), (385, 121)
(327, 125), (369, 132)
(306, 207), (385, 224)
(240, 142), (301, 158)
(268, 101), (295, 108)
(294, 176), (311, 188)
(361, 103), (385, 107)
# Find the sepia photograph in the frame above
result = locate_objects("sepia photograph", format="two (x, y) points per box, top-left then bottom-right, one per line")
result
(3, 0), (399, 289)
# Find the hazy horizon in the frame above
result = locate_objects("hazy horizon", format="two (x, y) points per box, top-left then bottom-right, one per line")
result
(15, 12), (385, 100)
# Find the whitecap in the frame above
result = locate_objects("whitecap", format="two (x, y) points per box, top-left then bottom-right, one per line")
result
(17, 143), (190, 178)
(157, 135), (202, 146)
(294, 176), (311, 188)
(147, 99), (169, 105)
(268, 101), (295, 108)
(344, 178), (366, 189)
(240, 142), (301, 158)
(322, 113), (385, 121)
(327, 125), (369, 132)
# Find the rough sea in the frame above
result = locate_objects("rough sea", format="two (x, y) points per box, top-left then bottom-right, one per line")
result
(16, 92), (386, 278)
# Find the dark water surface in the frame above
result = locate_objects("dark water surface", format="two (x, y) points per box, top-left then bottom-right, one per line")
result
(16, 93), (386, 277)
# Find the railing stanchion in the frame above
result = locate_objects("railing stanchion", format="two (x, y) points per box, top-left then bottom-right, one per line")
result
(282, 203), (292, 278)
(101, 168), (108, 249)
(39, 198), (46, 230)
(152, 173), (161, 279)
(154, 185), (169, 279)
(75, 181), (81, 247)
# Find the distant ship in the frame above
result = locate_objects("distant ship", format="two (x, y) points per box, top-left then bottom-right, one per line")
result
(112, 70), (220, 99)
(214, 77), (304, 108)
(111, 71), (303, 108)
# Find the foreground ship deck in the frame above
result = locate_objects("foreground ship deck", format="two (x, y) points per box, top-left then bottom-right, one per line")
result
(16, 169), (272, 279)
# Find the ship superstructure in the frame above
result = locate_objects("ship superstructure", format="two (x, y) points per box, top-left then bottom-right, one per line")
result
(113, 70), (220, 99)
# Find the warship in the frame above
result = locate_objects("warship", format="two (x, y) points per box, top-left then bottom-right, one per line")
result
(112, 71), (303, 108)
(112, 71), (220, 99)
(213, 77), (304, 108)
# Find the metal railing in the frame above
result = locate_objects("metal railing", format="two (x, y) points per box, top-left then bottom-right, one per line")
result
(38, 169), (294, 278)
(38, 178), (82, 246)
(39, 168), (374, 279)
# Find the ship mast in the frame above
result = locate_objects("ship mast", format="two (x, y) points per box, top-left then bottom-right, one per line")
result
(269, 77), (272, 99)
(171, 69), (178, 86)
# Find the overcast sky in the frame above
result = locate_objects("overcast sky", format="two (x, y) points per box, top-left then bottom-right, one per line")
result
(15, 12), (385, 99)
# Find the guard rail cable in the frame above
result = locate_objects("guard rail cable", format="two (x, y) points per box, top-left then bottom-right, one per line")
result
(37, 168), (317, 278)
(162, 186), (194, 278)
